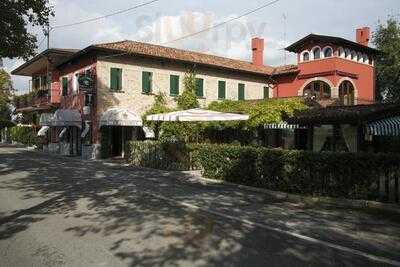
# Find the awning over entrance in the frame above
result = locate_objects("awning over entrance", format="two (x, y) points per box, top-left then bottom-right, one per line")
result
(265, 122), (306, 129)
(366, 116), (400, 136)
(146, 108), (249, 122)
(99, 108), (142, 127)
(39, 113), (53, 126)
(52, 109), (82, 128)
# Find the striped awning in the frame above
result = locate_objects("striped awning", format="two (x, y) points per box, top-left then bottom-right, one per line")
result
(366, 116), (400, 136)
(264, 122), (306, 129)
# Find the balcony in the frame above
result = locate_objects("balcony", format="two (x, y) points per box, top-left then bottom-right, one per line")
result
(13, 89), (55, 113)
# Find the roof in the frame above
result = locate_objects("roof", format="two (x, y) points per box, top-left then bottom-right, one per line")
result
(285, 34), (381, 55)
(59, 40), (276, 76)
(271, 64), (299, 76)
(12, 48), (79, 76)
(286, 103), (400, 125)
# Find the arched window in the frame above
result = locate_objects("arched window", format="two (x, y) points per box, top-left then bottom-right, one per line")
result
(339, 80), (355, 105)
(344, 48), (350, 59)
(303, 80), (331, 99)
(351, 50), (357, 61)
(338, 47), (345, 58)
(302, 51), (310, 61)
(357, 52), (363, 62)
(323, 47), (333, 58)
(362, 54), (368, 63)
(312, 47), (321, 60)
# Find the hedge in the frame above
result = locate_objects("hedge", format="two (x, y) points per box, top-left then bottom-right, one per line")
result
(196, 144), (400, 201)
(9, 126), (39, 146)
(128, 140), (201, 170)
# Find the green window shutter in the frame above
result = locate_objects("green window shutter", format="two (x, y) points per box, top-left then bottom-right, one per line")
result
(238, 83), (245, 100)
(170, 75), (179, 96)
(218, 81), (226, 99)
(263, 86), (270, 99)
(195, 78), (204, 97)
(62, 77), (68, 96)
(142, 71), (152, 93)
(110, 68), (122, 91)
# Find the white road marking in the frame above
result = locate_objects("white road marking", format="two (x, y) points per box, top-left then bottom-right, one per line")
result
(142, 190), (400, 266)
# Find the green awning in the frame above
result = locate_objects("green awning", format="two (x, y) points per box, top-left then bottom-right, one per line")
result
(366, 116), (400, 136)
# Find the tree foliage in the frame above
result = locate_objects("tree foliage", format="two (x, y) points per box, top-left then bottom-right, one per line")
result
(176, 70), (199, 109)
(207, 97), (307, 129)
(0, 70), (13, 128)
(0, 0), (54, 59)
(373, 17), (400, 102)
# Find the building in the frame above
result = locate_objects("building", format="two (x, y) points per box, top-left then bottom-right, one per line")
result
(12, 27), (381, 158)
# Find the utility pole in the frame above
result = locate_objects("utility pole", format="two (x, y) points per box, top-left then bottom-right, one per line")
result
(44, 25), (50, 49)
(282, 13), (287, 65)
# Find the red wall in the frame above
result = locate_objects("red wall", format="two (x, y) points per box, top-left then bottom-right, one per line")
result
(274, 43), (375, 103)
(58, 56), (98, 143)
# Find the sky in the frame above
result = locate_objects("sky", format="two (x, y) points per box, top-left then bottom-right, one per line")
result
(3, 0), (400, 94)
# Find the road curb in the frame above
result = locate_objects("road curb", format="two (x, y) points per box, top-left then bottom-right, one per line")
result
(178, 170), (400, 214)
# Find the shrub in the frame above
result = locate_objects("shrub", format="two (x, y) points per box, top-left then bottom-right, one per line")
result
(196, 144), (400, 201)
(128, 140), (201, 170)
(9, 126), (39, 146)
(196, 144), (260, 184)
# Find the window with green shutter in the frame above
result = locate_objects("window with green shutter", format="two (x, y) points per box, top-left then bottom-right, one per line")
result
(218, 81), (226, 99)
(195, 78), (204, 97)
(62, 77), (68, 96)
(238, 83), (245, 100)
(263, 86), (270, 99)
(169, 75), (179, 96)
(110, 68), (122, 91)
(142, 71), (152, 94)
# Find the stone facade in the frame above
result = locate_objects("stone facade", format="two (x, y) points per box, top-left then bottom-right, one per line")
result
(96, 57), (272, 117)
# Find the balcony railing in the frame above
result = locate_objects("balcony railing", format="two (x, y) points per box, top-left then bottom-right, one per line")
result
(13, 90), (50, 110)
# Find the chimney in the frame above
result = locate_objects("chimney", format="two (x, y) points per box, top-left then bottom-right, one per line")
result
(356, 27), (370, 46)
(252, 37), (264, 66)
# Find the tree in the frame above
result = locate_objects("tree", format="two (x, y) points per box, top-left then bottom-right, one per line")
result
(373, 17), (400, 102)
(0, 70), (14, 128)
(0, 0), (54, 59)
(176, 70), (199, 109)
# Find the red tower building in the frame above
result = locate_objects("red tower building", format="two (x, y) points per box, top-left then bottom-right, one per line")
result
(271, 27), (380, 105)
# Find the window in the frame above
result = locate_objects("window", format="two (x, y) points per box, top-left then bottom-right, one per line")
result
(238, 83), (245, 100)
(338, 47), (345, 58)
(169, 75), (179, 96)
(195, 78), (204, 97)
(339, 81), (355, 105)
(303, 81), (331, 99)
(344, 49), (350, 59)
(313, 47), (321, 59)
(62, 77), (68, 96)
(323, 47), (333, 58)
(72, 72), (78, 94)
(263, 86), (270, 99)
(302, 52), (310, 62)
(351, 51), (357, 60)
(110, 68), (122, 91)
(142, 71), (152, 94)
(218, 81), (226, 99)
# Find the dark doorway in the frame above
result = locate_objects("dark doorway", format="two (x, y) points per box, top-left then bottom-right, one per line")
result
(110, 126), (123, 157)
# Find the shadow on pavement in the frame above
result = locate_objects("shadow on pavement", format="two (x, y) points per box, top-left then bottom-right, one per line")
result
(0, 147), (399, 266)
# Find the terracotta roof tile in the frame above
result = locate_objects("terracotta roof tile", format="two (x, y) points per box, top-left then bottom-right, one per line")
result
(271, 64), (299, 76)
(93, 40), (276, 75)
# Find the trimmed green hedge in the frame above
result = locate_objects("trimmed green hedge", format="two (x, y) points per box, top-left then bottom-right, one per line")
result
(9, 126), (39, 146)
(197, 144), (400, 201)
(128, 140), (200, 170)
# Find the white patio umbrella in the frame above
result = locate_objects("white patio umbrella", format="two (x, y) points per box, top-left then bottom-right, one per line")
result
(146, 108), (249, 122)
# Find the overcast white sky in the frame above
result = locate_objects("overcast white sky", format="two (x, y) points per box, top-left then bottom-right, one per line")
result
(3, 0), (400, 93)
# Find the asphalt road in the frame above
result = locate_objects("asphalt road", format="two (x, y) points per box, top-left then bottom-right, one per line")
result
(0, 145), (400, 267)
